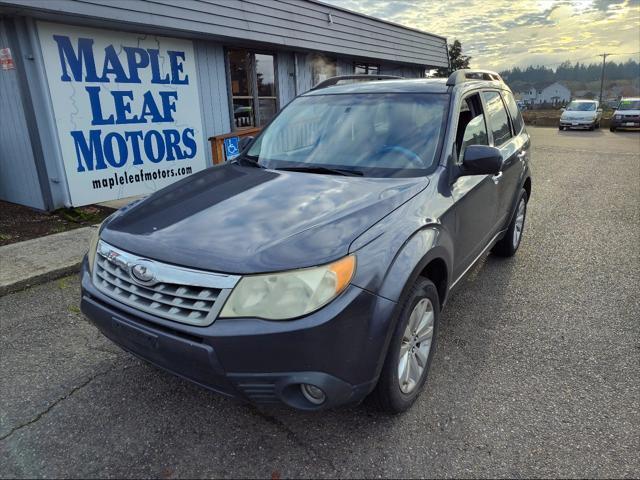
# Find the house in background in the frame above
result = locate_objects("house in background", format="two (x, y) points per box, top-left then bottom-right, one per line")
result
(519, 82), (571, 105)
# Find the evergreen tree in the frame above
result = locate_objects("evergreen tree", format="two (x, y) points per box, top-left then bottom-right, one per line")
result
(436, 40), (471, 77)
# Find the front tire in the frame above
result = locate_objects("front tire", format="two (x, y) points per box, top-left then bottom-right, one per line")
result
(492, 189), (528, 257)
(371, 277), (439, 414)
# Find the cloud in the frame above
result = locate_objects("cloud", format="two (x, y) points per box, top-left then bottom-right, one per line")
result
(326, 0), (640, 70)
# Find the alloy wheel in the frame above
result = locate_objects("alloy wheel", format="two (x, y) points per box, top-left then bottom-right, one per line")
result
(513, 198), (526, 248)
(398, 298), (434, 394)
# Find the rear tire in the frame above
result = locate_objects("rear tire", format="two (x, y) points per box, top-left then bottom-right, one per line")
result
(370, 277), (439, 414)
(492, 189), (528, 257)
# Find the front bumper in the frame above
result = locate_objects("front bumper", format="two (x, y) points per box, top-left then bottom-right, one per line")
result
(559, 118), (597, 129)
(610, 116), (640, 129)
(80, 258), (397, 410)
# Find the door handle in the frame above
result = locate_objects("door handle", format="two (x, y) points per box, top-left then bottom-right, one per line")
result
(492, 171), (503, 183)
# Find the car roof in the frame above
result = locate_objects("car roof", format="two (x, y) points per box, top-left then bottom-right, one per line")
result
(620, 97), (640, 101)
(302, 77), (510, 96)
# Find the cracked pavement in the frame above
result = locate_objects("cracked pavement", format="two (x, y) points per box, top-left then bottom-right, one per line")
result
(1, 128), (639, 478)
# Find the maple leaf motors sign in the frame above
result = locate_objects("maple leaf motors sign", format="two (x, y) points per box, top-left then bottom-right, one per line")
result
(37, 22), (207, 206)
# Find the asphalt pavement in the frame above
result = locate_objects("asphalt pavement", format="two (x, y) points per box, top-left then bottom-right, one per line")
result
(1, 127), (639, 478)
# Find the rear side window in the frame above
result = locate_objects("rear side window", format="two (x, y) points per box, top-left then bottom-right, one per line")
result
(503, 91), (525, 134)
(482, 91), (512, 146)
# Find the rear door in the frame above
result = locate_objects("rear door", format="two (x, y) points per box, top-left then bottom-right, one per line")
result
(481, 90), (526, 228)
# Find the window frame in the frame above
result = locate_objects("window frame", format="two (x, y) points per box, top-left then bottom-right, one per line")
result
(353, 62), (380, 75)
(501, 90), (524, 136)
(453, 90), (490, 165)
(225, 47), (280, 131)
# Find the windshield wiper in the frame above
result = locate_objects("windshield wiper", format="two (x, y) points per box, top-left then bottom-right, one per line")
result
(274, 166), (364, 176)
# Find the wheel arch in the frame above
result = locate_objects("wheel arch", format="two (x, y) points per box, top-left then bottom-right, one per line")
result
(378, 226), (453, 309)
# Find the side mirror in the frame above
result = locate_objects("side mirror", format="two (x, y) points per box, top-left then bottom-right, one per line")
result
(239, 136), (254, 151)
(460, 145), (502, 176)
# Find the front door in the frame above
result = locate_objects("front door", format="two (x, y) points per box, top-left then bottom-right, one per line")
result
(451, 92), (500, 280)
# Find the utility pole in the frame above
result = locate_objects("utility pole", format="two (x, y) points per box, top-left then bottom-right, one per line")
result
(598, 53), (609, 105)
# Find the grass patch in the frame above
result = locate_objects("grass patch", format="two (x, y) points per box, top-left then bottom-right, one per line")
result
(57, 277), (71, 289)
(58, 207), (107, 224)
(68, 305), (81, 314)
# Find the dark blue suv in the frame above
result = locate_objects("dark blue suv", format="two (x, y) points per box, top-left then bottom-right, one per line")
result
(81, 70), (532, 413)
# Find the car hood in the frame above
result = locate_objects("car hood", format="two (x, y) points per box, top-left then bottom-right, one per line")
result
(614, 109), (640, 116)
(101, 164), (428, 273)
(562, 110), (597, 119)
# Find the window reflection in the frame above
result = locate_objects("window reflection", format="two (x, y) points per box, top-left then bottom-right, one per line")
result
(483, 91), (512, 146)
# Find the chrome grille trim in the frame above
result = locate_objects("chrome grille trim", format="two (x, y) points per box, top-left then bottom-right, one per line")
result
(92, 240), (240, 326)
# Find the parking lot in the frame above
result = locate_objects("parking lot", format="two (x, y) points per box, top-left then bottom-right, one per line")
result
(1, 127), (638, 478)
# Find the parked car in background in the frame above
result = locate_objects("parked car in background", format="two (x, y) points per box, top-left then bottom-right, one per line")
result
(81, 70), (532, 414)
(610, 97), (640, 132)
(559, 99), (602, 130)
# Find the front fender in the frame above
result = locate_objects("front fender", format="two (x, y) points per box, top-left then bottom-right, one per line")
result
(349, 225), (454, 383)
(377, 227), (453, 303)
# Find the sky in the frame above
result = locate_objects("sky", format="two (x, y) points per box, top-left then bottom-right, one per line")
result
(324, 0), (640, 71)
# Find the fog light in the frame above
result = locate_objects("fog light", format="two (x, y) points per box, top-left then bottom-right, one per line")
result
(300, 384), (326, 405)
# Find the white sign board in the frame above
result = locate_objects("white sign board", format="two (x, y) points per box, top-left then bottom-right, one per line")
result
(37, 22), (207, 206)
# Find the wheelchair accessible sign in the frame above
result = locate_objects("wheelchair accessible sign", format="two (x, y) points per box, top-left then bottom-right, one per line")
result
(223, 136), (240, 161)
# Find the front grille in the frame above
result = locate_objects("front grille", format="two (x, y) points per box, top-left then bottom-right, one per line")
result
(92, 240), (240, 326)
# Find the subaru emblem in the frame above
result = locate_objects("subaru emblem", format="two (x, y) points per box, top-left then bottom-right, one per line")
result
(131, 263), (155, 284)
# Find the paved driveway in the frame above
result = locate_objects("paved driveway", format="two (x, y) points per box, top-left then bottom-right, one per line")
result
(1, 127), (638, 478)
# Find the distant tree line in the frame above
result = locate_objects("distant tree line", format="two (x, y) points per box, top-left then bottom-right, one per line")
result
(500, 60), (639, 84)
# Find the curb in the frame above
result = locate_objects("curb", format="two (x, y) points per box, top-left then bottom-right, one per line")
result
(0, 263), (83, 296)
(0, 225), (97, 297)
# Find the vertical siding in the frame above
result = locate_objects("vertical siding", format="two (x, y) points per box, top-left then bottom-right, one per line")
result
(277, 51), (297, 107)
(337, 57), (353, 76)
(194, 40), (231, 164)
(0, 17), (45, 209)
(295, 52), (314, 94)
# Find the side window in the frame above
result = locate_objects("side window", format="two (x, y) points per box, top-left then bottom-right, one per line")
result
(502, 91), (525, 134)
(482, 91), (512, 146)
(455, 93), (489, 163)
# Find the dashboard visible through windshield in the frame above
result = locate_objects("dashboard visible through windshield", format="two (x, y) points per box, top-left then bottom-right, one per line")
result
(245, 93), (449, 177)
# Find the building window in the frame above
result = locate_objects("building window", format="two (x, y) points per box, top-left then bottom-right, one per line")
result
(310, 54), (337, 86)
(228, 49), (278, 129)
(354, 62), (379, 75)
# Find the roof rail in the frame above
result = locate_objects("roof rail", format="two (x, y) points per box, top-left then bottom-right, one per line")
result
(311, 74), (403, 90)
(446, 69), (503, 87)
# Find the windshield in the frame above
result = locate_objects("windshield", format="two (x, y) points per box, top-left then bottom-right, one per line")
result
(566, 101), (597, 111)
(246, 93), (448, 177)
(618, 100), (640, 110)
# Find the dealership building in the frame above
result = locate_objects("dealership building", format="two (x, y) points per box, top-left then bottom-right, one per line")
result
(0, 0), (448, 210)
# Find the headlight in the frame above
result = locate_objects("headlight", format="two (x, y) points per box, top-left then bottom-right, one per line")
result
(615, 114), (622, 119)
(87, 220), (105, 272)
(220, 255), (356, 320)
